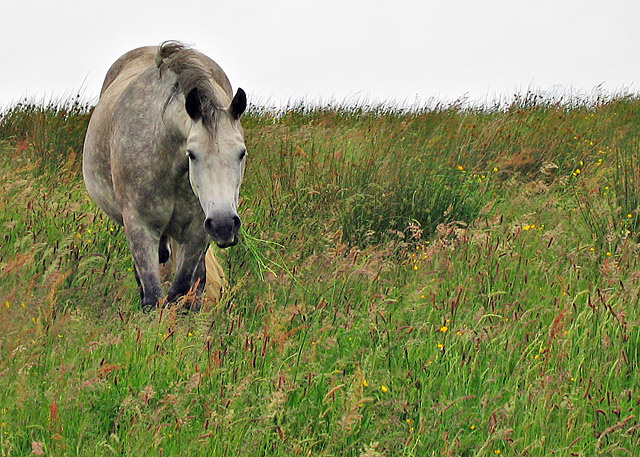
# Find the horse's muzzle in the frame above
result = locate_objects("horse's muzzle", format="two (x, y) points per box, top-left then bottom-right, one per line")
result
(204, 214), (241, 248)
(215, 235), (239, 249)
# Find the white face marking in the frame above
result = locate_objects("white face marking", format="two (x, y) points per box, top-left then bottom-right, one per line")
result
(185, 113), (246, 228)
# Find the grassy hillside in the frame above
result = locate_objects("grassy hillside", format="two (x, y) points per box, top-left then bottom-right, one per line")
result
(1, 94), (640, 456)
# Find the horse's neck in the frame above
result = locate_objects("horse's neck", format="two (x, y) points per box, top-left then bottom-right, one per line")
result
(162, 100), (192, 144)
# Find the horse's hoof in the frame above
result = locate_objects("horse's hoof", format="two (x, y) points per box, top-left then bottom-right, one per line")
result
(141, 303), (156, 313)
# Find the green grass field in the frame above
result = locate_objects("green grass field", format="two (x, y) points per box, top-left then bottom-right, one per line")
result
(1, 94), (640, 456)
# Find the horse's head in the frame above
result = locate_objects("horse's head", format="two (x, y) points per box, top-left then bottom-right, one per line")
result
(184, 86), (247, 248)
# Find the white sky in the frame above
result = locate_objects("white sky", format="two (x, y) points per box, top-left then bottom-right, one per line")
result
(2, 0), (639, 107)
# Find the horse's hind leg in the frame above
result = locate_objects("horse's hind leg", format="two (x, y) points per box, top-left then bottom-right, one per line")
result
(158, 234), (171, 264)
(123, 215), (164, 312)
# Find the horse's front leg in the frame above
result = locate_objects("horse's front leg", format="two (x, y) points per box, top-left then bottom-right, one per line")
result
(123, 214), (164, 312)
(167, 227), (209, 311)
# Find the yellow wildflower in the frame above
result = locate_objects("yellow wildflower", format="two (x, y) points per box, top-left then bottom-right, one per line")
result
(440, 326), (448, 333)
(381, 385), (388, 393)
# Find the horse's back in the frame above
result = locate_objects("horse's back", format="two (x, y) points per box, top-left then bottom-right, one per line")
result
(102, 44), (233, 101)
(100, 46), (157, 96)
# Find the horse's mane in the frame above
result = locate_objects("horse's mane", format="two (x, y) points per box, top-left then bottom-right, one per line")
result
(156, 41), (223, 127)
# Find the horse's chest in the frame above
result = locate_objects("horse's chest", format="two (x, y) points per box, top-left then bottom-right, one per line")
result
(166, 178), (203, 238)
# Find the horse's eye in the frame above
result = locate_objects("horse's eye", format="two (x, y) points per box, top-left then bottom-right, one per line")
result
(239, 149), (247, 161)
(187, 150), (195, 161)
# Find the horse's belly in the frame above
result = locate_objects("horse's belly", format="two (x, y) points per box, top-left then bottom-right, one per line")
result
(82, 115), (123, 225)
(85, 171), (123, 225)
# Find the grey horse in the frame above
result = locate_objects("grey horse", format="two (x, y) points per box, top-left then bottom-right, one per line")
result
(83, 42), (247, 311)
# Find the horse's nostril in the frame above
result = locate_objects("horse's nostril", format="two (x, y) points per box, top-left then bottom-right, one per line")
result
(232, 215), (241, 231)
(204, 218), (215, 236)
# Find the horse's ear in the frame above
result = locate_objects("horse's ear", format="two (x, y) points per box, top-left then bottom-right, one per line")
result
(185, 87), (201, 120)
(231, 88), (246, 120)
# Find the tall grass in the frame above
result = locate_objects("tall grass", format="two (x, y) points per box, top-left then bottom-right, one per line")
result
(0, 96), (91, 172)
(1, 93), (640, 456)
(615, 145), (640, 238)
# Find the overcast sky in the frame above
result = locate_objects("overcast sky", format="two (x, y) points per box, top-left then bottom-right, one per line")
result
(2, 0), (639, 107)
